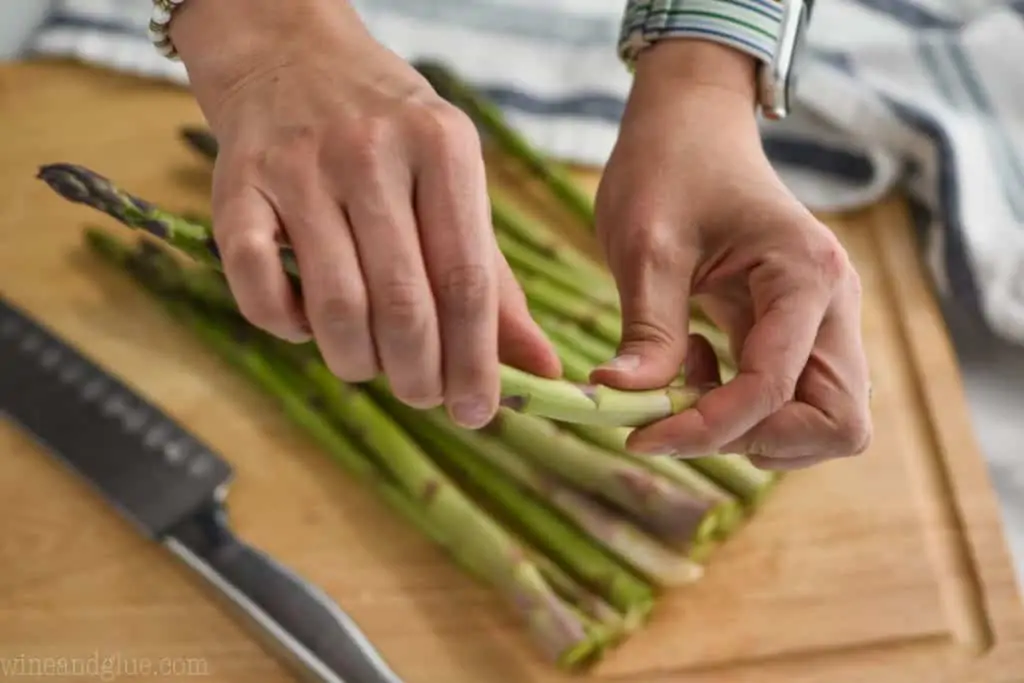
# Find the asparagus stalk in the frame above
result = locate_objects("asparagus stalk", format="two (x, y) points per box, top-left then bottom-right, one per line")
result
(532, 311), (617, 367)
(496, 230), (617, 315)
(374, 392), (701, 586)
(499, 364), (698, 428)
(556, 419), (777, 509)
(180, 126), (220, 161)
(482, 408), (722, 547)
(490, 194), (617, 306)
(563, 425), (727, 501)
(517, 274), (621, 346)
(85, 230), (601, 668)
(546, 338), (597, 385)
(40, 164), (293, 274)
(489, 191), (613, 296)
(367, 388), (657, 613)
(686, 454), (780, 508)
(43, 163), (697, 429)
(526, 548), (630, 639)
(414, 61), (596, 230)
(561, 424), (744, 536)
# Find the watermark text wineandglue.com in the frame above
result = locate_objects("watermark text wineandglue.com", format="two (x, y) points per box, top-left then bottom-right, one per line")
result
(1, 651), (210, 680)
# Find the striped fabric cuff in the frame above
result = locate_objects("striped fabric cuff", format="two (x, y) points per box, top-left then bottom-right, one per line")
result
(619, 0), (784, 68)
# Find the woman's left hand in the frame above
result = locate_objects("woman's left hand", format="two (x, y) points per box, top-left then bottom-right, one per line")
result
(590, 40), (873, 470)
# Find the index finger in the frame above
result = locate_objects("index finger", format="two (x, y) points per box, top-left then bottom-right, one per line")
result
(628, 279), (832, 456)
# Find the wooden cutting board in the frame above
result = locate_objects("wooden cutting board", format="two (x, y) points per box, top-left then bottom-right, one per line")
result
(0, 60), (1022, 683)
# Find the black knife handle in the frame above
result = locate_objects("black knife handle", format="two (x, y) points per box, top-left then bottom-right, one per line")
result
(165, 505), (405, 683)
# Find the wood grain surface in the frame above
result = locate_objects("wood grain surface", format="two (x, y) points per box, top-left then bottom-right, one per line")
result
(0, 60), (1022, 683)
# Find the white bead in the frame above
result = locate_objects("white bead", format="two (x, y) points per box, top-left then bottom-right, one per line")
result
(148, 0), (186, 58)
(151, 5), (171, 25)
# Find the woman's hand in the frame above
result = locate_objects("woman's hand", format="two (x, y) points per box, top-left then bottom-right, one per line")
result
(591, 41), (872, 470)
(170, 0), (560, 428)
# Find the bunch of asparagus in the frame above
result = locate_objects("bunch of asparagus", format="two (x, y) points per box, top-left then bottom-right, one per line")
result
(38, 61), (780, 669)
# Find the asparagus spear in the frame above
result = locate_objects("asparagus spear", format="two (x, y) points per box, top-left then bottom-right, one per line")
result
(561, 424), (744, 535)
(85, 230), (601, 668)
(558, 420), (777, 509)
(687, 454), (780, 508)
(366, 387), (657, 613)
(414, 61), (596, 230)
(180, 126), (220, 161)
(518, 275), (622, 346)
(532, 311), (617, 367)
(490, 193), (618, 307)
(379, 398), (703, 586)
(526, 548), (631, 641)
(546, 337), (598, 385)
(42, 163), (698, 428)
(563, 425), (728, 501)
(499, 364), (697, 428)
(482, 408), (721, 547)
(40, 163), (292, 274)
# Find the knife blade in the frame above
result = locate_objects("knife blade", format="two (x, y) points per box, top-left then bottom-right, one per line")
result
(0, 295), (406, 683)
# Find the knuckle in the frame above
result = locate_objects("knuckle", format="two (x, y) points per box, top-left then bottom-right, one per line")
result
(437, 264), (493, 320)
(379, 278), (432, 327)
(629, 225), (682, 271)
(416, 104), (481, 161)
(622, 318), (676, 350)
(835, 410), (873, 456)
(221, 229), (267, 272)
(757, 372), (797, 412)
(314, 290), (369, 332)
(845, 267), (864, 301)
(806, 237), (850, 289)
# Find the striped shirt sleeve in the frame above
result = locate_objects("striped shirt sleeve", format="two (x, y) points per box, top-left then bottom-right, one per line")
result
(618, 0), (785, 68)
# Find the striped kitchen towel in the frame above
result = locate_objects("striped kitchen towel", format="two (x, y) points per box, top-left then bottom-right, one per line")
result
(23, 0), (1024, 347)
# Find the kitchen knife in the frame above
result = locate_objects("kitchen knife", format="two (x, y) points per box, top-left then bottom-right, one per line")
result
(0, 294), (406, 683)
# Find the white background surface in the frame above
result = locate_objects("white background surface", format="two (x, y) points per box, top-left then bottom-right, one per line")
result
(1, 0), (1021, 588)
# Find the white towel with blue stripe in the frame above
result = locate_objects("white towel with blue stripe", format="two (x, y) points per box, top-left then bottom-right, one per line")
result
(24, 0), (1024, 347)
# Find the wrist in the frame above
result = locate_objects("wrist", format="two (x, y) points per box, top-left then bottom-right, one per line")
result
(633, 40), (759, 112)
(169, 0), (368, 98)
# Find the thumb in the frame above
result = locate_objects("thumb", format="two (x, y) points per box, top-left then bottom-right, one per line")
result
(590, 245), (695, 390)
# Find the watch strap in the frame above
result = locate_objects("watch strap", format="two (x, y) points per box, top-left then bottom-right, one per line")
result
(619, 0), (786, 69)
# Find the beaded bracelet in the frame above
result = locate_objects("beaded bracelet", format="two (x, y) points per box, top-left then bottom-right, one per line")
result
(148, 0), (188, 60)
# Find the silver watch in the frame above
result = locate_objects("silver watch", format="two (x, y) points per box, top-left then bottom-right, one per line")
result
(757, 0), (814, 120)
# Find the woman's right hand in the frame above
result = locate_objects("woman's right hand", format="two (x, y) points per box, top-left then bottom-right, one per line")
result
(169, 0), (561, 428)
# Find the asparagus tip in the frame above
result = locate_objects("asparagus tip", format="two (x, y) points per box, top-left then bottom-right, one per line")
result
(179, 126), (220, 160)
(38, 162), (161, 233)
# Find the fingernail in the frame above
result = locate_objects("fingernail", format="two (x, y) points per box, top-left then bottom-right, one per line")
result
(631, 443), (676, 456)
(282, 329), (312, 344)
(451, 398), (493, 429)
(598, 354), (640, 372)
(640, 449), (678, 457)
